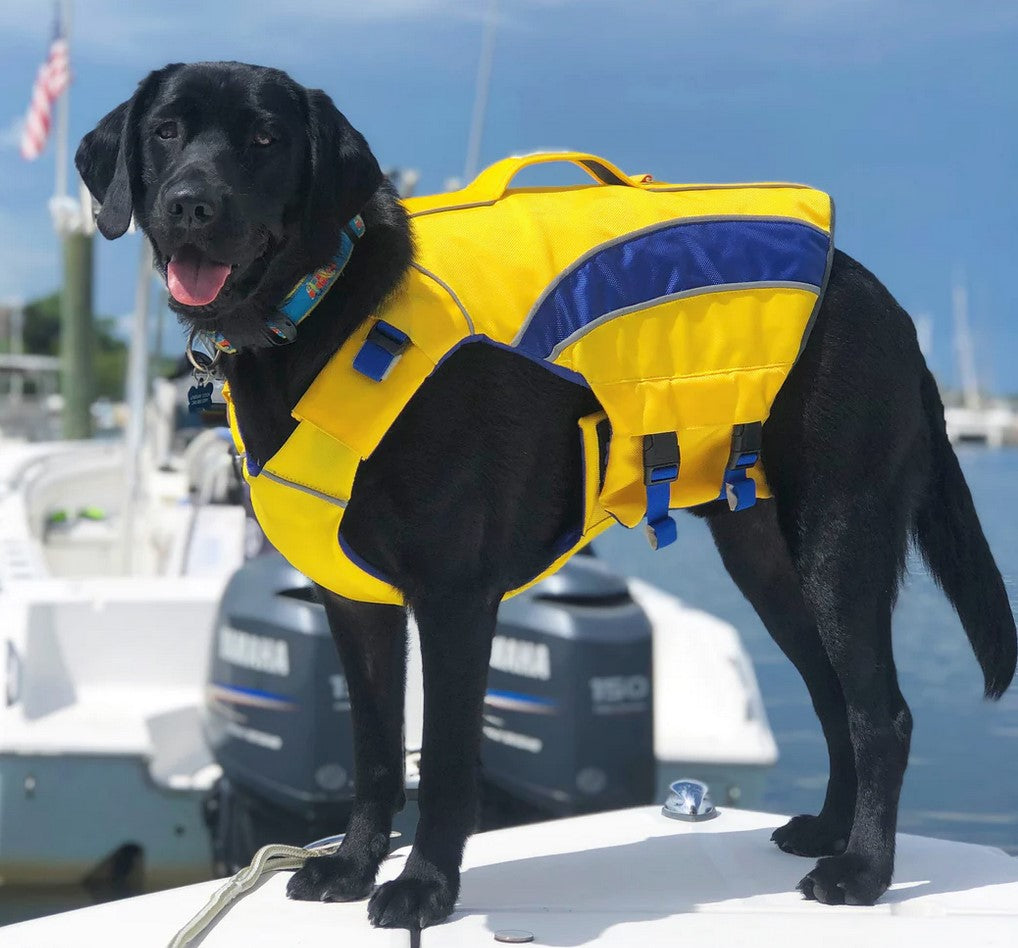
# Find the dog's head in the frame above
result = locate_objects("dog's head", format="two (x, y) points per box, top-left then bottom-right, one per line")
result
(76, 62), (383, 346)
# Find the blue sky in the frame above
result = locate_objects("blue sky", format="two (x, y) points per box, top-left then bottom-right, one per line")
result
(1, 0), (1016, 392)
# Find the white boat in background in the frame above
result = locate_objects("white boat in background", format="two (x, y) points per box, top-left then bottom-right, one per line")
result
(4, 803), (1016, 947)
(941, 280), (1018, 447)
(0, 423), (776, 896)
(0, 359), (777, 905)
(0, 575), (226, 890)
(944, 403), (1018, 448)
(0, 425), (247, 890)
(632, 579), (777, 806)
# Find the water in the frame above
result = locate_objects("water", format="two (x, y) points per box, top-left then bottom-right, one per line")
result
(2, 449), (1016, 928)
(595, 445), (1018, 855)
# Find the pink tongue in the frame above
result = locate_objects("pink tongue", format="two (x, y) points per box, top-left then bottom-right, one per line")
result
(167, 249), (231, 307)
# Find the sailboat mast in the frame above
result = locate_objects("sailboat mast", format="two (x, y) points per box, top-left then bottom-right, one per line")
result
(463, 0), (498, 183)
(952, 278), (981, 411)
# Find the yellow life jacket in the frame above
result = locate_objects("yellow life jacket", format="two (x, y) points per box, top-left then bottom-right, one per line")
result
(224, 152), (834, 605)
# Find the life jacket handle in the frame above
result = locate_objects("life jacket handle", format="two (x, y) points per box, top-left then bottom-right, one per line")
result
(466, 151), (645, 204)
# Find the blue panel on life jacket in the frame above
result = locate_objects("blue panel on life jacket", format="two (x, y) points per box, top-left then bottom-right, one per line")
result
(515, 218), (830, 361)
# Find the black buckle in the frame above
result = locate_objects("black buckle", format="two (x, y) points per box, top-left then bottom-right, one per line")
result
(352, 320), (411, 381)
(263, 315), (298, 346)
(727, 422), (762, 471)
(367, 321), (409, 358)
(643, 432), (680, 486)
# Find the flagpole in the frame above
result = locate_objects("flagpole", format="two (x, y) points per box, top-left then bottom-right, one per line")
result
(51, 0), (95, 440)
(54, 0), (70, 201)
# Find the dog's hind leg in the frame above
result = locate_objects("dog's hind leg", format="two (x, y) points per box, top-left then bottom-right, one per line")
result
(707, 500), (855, 857)
(368, 592), (499, 929)
(753, 248), (929, 905)
(287, 593), (407, 903)
(784, 486), (914, 905)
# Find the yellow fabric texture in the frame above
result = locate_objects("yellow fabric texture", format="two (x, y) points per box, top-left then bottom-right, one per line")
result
(227, 152), (834, 605)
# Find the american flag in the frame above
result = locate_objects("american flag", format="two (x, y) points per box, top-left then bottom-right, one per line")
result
(20, 12), (71, 162)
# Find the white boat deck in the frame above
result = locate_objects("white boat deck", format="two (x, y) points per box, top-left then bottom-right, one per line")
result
(5, 806), (1016, 947)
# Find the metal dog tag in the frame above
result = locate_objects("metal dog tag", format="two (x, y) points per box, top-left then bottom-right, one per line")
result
(187, 378), (215, 414)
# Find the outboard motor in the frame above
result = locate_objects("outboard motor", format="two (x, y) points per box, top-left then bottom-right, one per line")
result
(203, 554), (356, 873)
(481, 553), (655, 824)
(204, 548), (655, 870)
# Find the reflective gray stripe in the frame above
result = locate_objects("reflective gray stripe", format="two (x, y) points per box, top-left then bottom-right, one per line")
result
(645, 181), (817, 193)
(258, 469), (347, 508)
(409, 199), (497, 220)
(409, 262), (476, 335)
(796, 196), (837, 362)
(510, 214), (831, 348)
(409, 182), (819, 219)
(546, 280), (822, 361)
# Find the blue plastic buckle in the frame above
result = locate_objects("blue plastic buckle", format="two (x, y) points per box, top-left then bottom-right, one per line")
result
(643, 432), (680, 550)
(723, 422), (762, 512)
(352, 321), (410, 381)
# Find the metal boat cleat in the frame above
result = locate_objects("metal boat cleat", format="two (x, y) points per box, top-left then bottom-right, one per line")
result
(661, 778), (719, 822)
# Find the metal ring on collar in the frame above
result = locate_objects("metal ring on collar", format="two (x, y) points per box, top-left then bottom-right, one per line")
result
(185, 329), (222, 373)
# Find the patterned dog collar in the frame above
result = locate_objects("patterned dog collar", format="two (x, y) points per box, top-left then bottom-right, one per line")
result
(208, 214), (365, 354)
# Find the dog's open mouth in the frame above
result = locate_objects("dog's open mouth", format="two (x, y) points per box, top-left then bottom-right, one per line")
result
(166, 245), (233, 307)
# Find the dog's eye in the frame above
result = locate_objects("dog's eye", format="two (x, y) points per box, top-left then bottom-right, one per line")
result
(155, 121), (178, 140)
(252, 129), (275, 147)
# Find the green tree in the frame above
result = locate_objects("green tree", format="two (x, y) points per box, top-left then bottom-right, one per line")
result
(22, 293), (61, 355)
(23, 292), (128, 399)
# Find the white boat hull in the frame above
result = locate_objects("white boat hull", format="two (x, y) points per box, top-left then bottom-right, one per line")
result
(0, 753), (209, 889)
(4, 805), (1016, 946)
(0, 578), (226, 887)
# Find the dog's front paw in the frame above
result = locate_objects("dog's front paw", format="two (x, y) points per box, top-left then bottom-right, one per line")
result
(286, 853), (377, 903)
(771, 814), (849, 857)
(797, 852), (891, 906)
(367, 860), (458, 929)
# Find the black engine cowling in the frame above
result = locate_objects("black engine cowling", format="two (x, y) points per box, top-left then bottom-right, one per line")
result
(203, 549), (654, 870)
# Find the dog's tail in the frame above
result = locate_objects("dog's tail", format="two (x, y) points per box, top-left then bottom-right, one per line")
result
(912, 367), (1016, 698)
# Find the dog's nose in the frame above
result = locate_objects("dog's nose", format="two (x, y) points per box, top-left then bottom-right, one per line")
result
(164, 184), (218, 227)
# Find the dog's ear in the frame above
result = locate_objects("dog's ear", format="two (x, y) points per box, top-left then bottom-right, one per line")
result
(75, 100), (129, 211)
(303, 89), (383, 252)
(75, 65), (180, 240)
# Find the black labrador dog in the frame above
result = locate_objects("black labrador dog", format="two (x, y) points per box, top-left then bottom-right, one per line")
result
(77, 62), (1016, 928)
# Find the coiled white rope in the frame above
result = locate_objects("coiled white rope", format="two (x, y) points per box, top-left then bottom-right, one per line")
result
(167, 834), (352, 948)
